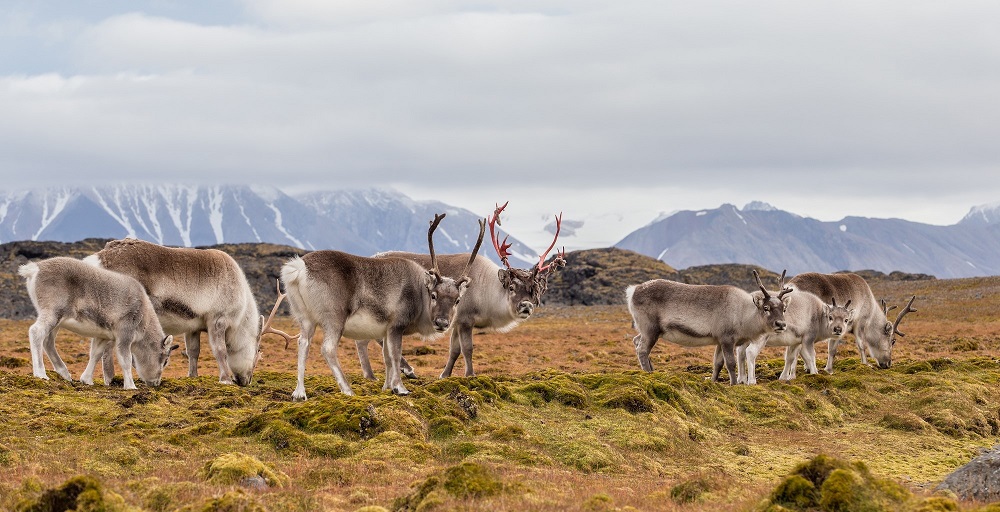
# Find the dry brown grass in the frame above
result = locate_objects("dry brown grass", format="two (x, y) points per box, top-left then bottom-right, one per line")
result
(0, 277), (998, 511)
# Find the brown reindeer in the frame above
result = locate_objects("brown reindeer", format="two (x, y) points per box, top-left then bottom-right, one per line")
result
(355, 201), (567, 379)
(281, 213), (485, 400)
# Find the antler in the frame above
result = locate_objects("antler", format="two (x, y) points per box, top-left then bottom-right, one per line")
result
(462, 218), (487, 278)
(260, 279), (301, 349)
(880, 298), (897, 316)
(428, 213), (447, 276)
(488, 201), (513, 269)
(533, 212), (563, 275)
(752, 270), (771, 300)
(891, 296), (918, 337)
(776, 269), (792, 299)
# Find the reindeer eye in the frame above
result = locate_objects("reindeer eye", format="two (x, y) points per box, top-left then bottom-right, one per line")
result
(431, 292), (437, 300)
(508, 285), (515, 292)
(763, 306), (770, 312)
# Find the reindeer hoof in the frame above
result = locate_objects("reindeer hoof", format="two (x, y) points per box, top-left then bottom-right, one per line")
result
(392, 387), (411, 396)
(402, 369), (418, 379)
(291, 390), (308, 402)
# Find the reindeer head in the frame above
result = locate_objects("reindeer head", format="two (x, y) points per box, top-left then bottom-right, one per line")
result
(489, 201), (567, 320)
(870, 296), (917, 369)
(827, 297), (854, 338)
(133, 334), (178, 387)
(752, 269), (793, 333)
(425, 213), (486, 332)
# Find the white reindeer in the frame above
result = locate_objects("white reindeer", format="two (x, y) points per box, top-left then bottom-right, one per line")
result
(281, 213), (485, 400)
(85, 239), (267, 386)
(737, 277), (854, 384)
(627, 270), (792, 384)
(356, 201), (566, 379)
(787, 272), (917, 371)
(19, 257), (176, 390)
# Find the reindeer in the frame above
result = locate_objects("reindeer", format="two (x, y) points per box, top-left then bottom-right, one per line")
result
(281, 213), (485, 400)
(736, 274), (854, 384)
(355, 201), (566, 379)
(786, 272), (917, 370)
(19, 257), (176, 390)
(84, 239), (264, 386)
(626, 270), (792, 384)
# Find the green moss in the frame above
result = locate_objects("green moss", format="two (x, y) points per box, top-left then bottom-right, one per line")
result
(392, 475), (441, 512)
(282, 396), (385, 440)
(15, 475), (136, 512)
(0, 443), (18, 466)
(669, 477), (713, 504)
(770, 475), (818, 508)
(429, 416), (465, 439)
(0, 355), (28, 368)
(581, 493), (615, 512)
(915, 496), (960, 511)
(203, 452), (289, 488)
(818, 468), (872, 512)
(175, 490), (266, 512)
(880, 412), (927, 432)
(442, 462), (503, 499)
(488, 424), (526, 441)
(900, 361), (935, 374)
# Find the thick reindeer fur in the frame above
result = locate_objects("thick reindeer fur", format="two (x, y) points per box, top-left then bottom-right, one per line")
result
(19, 257), (174, 390)
(737, 291), (853, 384)
(281, 251), (468, 400)
(85, 238), (261, 386)
(356, 252), (540, 379)
(626, 279), (791, 385)
(787, 272), (908, 370)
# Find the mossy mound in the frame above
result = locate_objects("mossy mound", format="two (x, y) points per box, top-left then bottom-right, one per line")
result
(203, 453), (288, 488)
(15, 475), (137, 512)
(174, 490), (266, 512)
(393, 462), (505, 510)
(762, 454), (913, 511)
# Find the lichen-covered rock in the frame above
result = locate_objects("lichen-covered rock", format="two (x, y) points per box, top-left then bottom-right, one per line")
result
(935, 447), (1000, 503)
(203, 453), (289, 489)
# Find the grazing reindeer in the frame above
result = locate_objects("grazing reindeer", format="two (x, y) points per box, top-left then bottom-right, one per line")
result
(355, 201), (567, 379)
(85, 239), (263, 386)
(19, 257), (176, 389)
(737, 280), (854, 384)
(281, 213), (485, 400)
(787, 272), (917, 370)
(626, 270), (792, 384)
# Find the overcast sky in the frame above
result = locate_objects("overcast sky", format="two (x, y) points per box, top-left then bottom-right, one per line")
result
(2, 1), (998, 249)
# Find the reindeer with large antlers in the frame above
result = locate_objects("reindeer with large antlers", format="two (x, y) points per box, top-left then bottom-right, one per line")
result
(355, 201), (567, 379)
(786, 272), (917, 370)
(627, 269), (793, 384)
(282, 213), (485, 400)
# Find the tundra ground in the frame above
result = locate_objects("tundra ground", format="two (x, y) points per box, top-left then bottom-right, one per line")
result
(0, 277), (998, 511)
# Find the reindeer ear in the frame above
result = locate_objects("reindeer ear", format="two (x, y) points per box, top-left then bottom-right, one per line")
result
(753, 294), (764, 309)
(458, 277), (471, 294)
(497, 269), (511, 286)
(170, 344), (180, 353)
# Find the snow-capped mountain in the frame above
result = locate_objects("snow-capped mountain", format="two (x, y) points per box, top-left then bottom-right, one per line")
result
(0, 185), (536, 267)
(616, 202), (1000, 279)
(959, 202), (1000, 226)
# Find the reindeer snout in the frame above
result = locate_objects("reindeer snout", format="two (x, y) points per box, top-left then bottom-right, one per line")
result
(878, 360), (891, 369)
(517, 301), (534, 318)
(773, 320), (786, 332)
(233, 374), (250, 387)
(833, 326), (843, 336)
(434, 318), (451, 331)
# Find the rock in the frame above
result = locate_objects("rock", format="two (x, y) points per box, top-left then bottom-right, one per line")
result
(936, 447), (1000, 502)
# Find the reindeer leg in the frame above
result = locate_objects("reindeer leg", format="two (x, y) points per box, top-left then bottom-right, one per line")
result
(40, 323), (72, 381)
(116, 338), (138, 390)
(207, 318), (234, 384)
(101, 339), (115, 384)
(186, 331), (201, 377)
(802, 338), (819, 374)
(319, 321), (352, 396)
(710, 345), (724, 382)
(28, 317), (56, 380)
(779, 345), (797, 381)
(440, 329), (462, 378)
(719, 338), (739, 385)
(743, 338), (765, 385)
(824, 338), (839, 374)
(855, 335), (869, 365)
(291, 321), (316, 401)
(635, 327), (659, 372)
(384, 328), (409, 395)
(81, 338), (110, 385)
(458, 323), (475, 377)
(356, 339), (378, 380)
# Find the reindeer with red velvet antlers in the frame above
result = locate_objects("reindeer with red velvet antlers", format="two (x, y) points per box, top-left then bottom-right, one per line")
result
(356, 201), (567, 379)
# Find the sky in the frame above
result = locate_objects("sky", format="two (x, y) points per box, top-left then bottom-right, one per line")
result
(2, 1), (999, 249)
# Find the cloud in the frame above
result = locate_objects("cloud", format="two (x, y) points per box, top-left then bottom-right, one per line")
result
(0, 0), (998, 238)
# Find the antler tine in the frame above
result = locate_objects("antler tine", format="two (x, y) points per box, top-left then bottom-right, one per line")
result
(533, 212), (563, 275)
(777, 269), (787, 290)
(462, 218), (487, 278)
(488, 201), (513, 269)
(538, 246), (567, 274)
(752, 270), (771, 299)
(831, 296), (838, 308)
(260, 279), (301, 349)
(844, 299), (852, 309)
(892, 295), (918, 337)
(428, 213), (447, 275)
